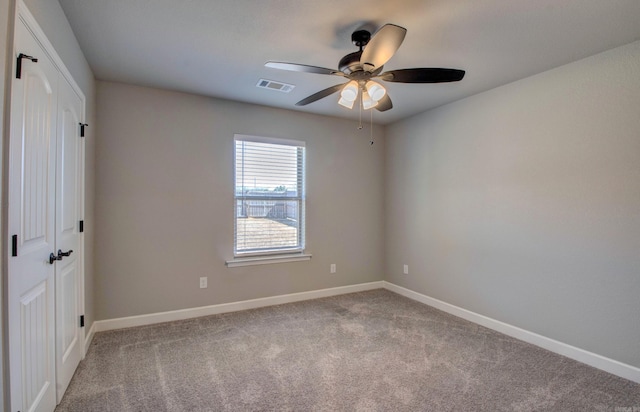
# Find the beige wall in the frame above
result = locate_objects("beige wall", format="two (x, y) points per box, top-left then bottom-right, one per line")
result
(95, 81), (385, 320)
(385, 40), (640, 368)
(23, 0), (97, 330)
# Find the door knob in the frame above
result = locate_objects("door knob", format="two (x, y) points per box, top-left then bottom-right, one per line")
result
(49, 252), (61, 264)
(57, 249), (73, 259)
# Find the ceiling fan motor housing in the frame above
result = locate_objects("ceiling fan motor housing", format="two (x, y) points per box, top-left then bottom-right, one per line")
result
(339, 51), (363, 75)
(339, 30), (370, 75)
(339, 51), (384, 79)
(340, 29), (385, 78)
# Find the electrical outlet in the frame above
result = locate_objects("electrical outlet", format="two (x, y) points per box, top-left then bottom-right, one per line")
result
(199, 277), (208, 288)
(330, 263), (336, 274)
(403, 264), (409, 275)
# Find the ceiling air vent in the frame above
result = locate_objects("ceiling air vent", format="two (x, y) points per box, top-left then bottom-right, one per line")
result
(256, 79), (295, 93)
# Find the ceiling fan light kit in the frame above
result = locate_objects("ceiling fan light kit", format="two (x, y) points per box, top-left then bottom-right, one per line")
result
(338, 96), (355, 109)
(265, 23), (465, 113)
(341, 80), (359, 102)
(366, 81), (386, 102)
(362, 90), (378, 110)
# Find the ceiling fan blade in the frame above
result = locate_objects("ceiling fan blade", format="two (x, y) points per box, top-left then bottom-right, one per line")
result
(379, 68), (465, 83)
(360, 24), (407, 72)
(265, 61), (343, 76)
(296, 83), (345, 106)
(375, 94), (393, 112)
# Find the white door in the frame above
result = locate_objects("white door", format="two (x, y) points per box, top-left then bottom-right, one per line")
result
(8, 16), (58, 412)
(54, 75), (83, 402)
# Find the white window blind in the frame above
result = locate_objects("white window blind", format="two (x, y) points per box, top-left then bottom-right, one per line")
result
(234, 135), (305, 256)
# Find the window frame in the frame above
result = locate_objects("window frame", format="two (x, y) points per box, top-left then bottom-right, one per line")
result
(232, 134), (306, 259)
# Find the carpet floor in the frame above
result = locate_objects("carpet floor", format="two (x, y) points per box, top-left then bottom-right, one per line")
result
(56, 289), (640, 411)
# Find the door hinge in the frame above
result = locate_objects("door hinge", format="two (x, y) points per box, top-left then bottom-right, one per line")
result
(16, 53), (38, 79)
(80, 315), (85, 328)
(79, 220), (84, 233)
(11, 234), (18, 257)
(79, 123), (88, 137)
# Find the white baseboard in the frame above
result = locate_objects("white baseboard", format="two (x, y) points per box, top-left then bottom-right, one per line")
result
(90, 279), (639, 384)
(94, 281), (384, 332)
(382, 281), (640, 384)
(84, 321), (96, 356)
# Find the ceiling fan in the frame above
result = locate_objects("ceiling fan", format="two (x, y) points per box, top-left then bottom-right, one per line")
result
(265, 24), (465, 112)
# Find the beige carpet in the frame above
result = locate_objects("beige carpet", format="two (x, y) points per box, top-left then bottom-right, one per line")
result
(56, 289), (640, 411)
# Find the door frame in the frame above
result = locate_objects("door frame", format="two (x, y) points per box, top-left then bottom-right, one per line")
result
(1, 0), (16, 408)
(4, 0), (86, 408)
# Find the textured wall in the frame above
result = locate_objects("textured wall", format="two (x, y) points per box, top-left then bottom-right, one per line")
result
(385, 40), (640, 368)
(95, 81), (385, 320)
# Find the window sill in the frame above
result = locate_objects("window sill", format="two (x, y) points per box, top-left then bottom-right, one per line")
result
(225, 253), (312, 268)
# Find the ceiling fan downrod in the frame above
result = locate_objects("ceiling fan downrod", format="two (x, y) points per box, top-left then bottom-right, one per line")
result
(352, 29), (371, 51)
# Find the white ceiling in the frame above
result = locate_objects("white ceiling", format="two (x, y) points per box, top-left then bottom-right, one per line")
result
(58, 0), (640, 125)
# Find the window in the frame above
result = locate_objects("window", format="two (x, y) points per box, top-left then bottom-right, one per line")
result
(234, 135), (305, 257)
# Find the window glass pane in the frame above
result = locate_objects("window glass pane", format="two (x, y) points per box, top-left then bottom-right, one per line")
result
(235, 201), (300, 252)
(236, 141), (300, 196)
(234, 136), (305, 255)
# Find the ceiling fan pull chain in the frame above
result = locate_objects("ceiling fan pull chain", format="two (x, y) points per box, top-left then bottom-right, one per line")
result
(358, 92), (363, 130)
(370, 108), (374, 145)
